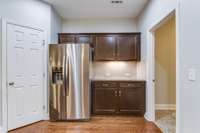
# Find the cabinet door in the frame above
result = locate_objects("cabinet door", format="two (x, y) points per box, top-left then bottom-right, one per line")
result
(118, 87), (145, 115)
(94, 36), (116, 61)
(76, 35), (94, 47)
(116, 35), (140, 61)
(59, 35), (76, 43)
(93, 87), (118, 114)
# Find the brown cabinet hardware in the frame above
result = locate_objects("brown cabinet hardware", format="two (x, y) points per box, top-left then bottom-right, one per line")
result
(102, 83), (109, 87)
(115, 90), (118, 97)
(119, 90), (122, 97)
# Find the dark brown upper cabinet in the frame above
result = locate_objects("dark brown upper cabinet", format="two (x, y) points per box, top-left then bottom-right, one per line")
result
(58, 33), (141, 61)
(76, 35), (95, 47)
(58, 34), (95, 47)
(93, 33), (141, 61)
(116, 35), (140, 61)
(59, 34), (75, 43)
(94, 35), (116, 61)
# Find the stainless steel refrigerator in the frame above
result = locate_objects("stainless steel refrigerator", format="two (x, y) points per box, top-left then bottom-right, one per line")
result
(48, 44), (90, 121)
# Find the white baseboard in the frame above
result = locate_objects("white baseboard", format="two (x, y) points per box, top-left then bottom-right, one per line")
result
(0, 126), (5, 133)
(144, 113), (153, 122)
(155, 104), (176, 110)
(43, 113), (49, 121)
(144, 114), (151, 121)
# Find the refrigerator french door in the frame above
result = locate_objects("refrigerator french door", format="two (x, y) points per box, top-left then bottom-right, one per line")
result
(49, 44), (90, 121)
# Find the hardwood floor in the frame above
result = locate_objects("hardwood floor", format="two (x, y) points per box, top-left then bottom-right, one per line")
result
(9, 116), (162, 133)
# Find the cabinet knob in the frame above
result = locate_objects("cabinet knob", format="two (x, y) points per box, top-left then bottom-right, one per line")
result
(119, 90), (122, 96)
(8, 82), (15, 86)
(115, 91), (118, 96)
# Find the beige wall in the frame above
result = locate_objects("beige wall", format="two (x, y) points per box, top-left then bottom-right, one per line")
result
(155, 16), (176, 105)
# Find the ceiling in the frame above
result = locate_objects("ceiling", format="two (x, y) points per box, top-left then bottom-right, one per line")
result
(43, 0), (148, 19)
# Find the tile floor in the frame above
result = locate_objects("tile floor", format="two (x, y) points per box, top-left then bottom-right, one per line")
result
(155, 110), (176, 133)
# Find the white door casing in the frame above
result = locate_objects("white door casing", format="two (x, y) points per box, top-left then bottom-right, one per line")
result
(7, 23), (44, 130)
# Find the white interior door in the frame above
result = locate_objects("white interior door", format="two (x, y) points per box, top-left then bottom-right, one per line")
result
(7, 23), (44, 130)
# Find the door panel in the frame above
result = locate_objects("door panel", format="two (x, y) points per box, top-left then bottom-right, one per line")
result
(27, 29), (44, 123)
(59, 35), (75, 43)
(76, 35), (91, 43)
(76, 35), (94, 47)
(93, 87), (118, 114)
(117, 35), (139, 61)
(67, 44), (90, 119)
(7, 24), (44, 130)
(119, 88), (144, 115)
(94, 36), (116, 60)
(49, 44), (67, 121)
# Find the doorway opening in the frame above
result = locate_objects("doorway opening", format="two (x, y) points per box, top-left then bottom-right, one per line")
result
(153, 15), (176, 133)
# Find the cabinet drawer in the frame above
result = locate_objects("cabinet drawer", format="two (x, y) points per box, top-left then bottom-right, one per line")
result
(119, 82), (145, 88)
(93, 82), (117, 88)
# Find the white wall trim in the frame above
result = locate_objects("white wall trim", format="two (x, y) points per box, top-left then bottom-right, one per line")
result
(146, 7), (179, 132)
(1, 18), (48, 133)
(0, 126), (6, 133)
(155, 104), (176, 110)
(145, 31), (155, 122)
(175, 1), (181, 133)
(2, 18), (8, 133)
(0, 16), (2, 129)
(0, 126), (3, 133)
(144, 113), (152, 121)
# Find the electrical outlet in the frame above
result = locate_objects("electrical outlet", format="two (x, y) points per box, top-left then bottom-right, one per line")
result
(188, 68), (196, 81)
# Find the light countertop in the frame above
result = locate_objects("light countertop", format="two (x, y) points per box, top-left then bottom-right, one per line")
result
(91, 77), (146, 82)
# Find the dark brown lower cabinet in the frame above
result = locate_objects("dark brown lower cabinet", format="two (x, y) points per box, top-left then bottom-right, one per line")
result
(93, 87), (117, 114)
(119, 87), (145, 115)
(92, 81), (146, 116)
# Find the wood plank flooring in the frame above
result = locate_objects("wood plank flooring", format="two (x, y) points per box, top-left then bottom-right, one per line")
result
(9, 116), (162, 133)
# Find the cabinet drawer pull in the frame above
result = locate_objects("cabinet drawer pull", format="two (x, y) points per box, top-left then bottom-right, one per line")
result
(119, 90), (122, 96)
(102, 83), (109, 87)
(115, 91), (118, 96)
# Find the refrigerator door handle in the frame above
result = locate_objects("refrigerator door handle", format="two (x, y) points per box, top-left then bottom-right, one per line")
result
(63, 54), (66, 96)
(66, 59), (70, 96)
(63, 55), (69, 96)
(63, 50), (70, 96)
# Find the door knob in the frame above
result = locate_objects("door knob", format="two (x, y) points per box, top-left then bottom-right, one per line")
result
(8, 82), (15, 86)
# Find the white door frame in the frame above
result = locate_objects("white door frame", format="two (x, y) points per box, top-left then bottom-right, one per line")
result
(150, 10), (176, 120)
(1, 19), (48, 133)
(146, 4), (181, 133)
(0, 16), (3, 133)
